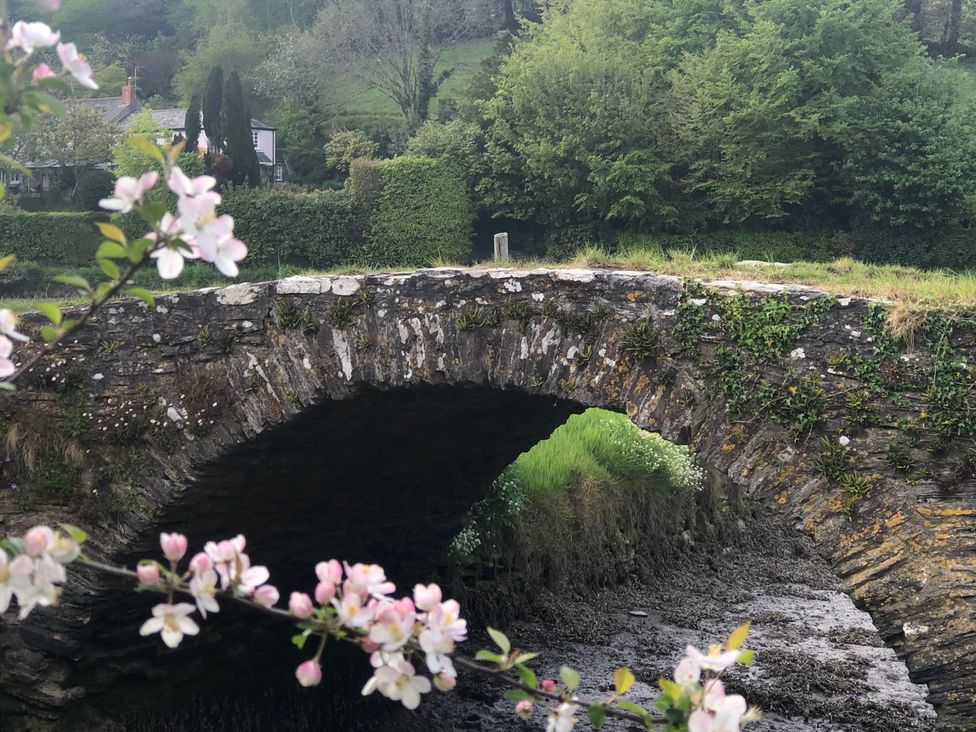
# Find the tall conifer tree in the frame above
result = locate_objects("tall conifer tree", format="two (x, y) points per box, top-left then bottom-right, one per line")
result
(202, 66), (224, 154)
(222, 70), (261, 187)
(184, 92), (202, 153)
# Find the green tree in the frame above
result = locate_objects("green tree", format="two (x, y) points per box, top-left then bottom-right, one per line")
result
(842, 61), (976, 231)
(184, 92), (202, 154)
(111, 109), (171, 178)
(202, 65), (224, 155)
(324, 130), (379, 177)
(222, 70), (261, 187)
(479, 0), (674, 229)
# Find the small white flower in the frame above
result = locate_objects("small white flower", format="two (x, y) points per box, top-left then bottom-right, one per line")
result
(139, 603), (200, 648)
(838, 436), (851, 447)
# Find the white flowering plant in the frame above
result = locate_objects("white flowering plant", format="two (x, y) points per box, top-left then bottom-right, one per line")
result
(0, 4), (763, 731)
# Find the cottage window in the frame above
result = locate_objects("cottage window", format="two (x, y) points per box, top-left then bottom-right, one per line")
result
(252, 130), (259, 148)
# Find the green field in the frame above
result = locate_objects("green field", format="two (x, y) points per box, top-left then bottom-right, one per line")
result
(326, 38), (496, 124)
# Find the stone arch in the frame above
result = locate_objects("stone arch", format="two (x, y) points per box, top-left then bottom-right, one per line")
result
(1, 268), (974, 729)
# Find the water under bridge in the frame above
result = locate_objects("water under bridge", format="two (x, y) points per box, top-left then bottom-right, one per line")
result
(0, 267), (973, 729)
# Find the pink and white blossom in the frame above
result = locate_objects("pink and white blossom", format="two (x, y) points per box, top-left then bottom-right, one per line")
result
(137, 562), (160, 586)
(188, 551), (212, 575)
(0, 309), (28, 342)
(160, 532), (188, 563)
(546, 702), (578, 732)
(23, 526), (53, 557)
(295, 659), (322, 687)
(99, 172), (158, 213)
(32, 63), (56, 81)
(167, 167), (216, 197)
(685, 644), (741, 674)
(0, 335), (15, 378)
(252, 583), (279, 607)
(57, 42), (97, 89)
(0, 549), (12, 614)
(343, 562), (395, 599)
(139, 603), (199, 648)
(515, 699), (533, 719)
(361, 660), (431, 710)
(289, 592), (314, 619)
(209, 234), (247, 278)
(7, 21), (60, 52)
(188, 569), (220, 618)
(413, 583), (442, 612)
(675, 656), (701, 686)
(368, 598), (416, 652)
(334, 590), (372, 629)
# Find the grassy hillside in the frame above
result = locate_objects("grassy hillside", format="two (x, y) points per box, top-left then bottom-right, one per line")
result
(326, 38), (496, 124)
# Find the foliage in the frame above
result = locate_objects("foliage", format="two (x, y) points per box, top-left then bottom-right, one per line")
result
(405, 119), (483, 190)
(841, 61), (976, 231)
(173, 24), (270, 102)
(0, 212), (103, 264)
(111, 109), (170, 179)
(361, 156), (474, 267)
(74, 169), (115, 212)
(13, 107), (119, 189)
(222, 71), (261, 187)
(202, 65), (225, 154)
(184, 93), (202, 154)
(324, 130), (379, 176)
(479, 0), (673, 230)
(218, 188), (353, 268)
(268, 100), (327, 184)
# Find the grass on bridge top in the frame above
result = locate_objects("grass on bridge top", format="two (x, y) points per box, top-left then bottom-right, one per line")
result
(471, 247), (976, 307)
(5, 247), (976, 312)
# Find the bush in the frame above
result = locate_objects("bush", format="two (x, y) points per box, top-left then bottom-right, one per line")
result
(324, 130), (379, 176)
(0, 211), (103, 264)
(218, 188), (354, 268)
(362, 156), (474, 267)
(75, 169), (116, 211)
(854, 224), (976, 271)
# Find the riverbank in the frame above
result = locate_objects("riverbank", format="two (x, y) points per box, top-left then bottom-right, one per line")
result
(381, 513), (936, 731)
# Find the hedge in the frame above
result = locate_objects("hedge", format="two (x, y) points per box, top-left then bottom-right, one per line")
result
(0, 211), (104, 264)
(116, 188), (355, 269)
(361, 156), (474, 267)
(218, 188), (353, 268)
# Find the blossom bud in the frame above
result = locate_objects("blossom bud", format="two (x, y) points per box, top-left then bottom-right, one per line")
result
(315, 580), (336, 605)
(295, 660), (322, 687)
(541, 679), (556, 692)
(160, 532), (188, 563)
(289, 592), (314, 618)
(315, 559), (343, 584)
(253, 584), (280, 608)
(413, 583), (442, 612)
(515, 699), (533, 719)
(47, 531), (80, 564)
(361, 637), (378, 654)
(434, 672), (457, 692)
(23, 526), (53, 557)
(32, 63), (56, 81)
(188, 552), (212, 575)
(137, 562), (161, 585)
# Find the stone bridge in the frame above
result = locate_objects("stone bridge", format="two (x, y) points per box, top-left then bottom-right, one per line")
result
(1, 267), (974, 729)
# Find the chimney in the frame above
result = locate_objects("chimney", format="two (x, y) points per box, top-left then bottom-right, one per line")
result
(122, 78), (135, 106)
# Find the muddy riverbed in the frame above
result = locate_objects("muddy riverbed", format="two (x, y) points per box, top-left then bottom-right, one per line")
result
(122, 515), (936, 732)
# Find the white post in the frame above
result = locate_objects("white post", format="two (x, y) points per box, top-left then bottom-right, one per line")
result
(494, 232), (510, 262)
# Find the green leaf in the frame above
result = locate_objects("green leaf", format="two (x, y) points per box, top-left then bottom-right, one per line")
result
(53, 274), (91, 292)
(96, 222), (127, 244)
(504, 689), (532, 703)
(26, 91), (65, 116)
(94, 282), (114, 301)
(98, 258), (121, 280)
(291, 633), (308, 650)
(0, 253), (14, 272)
(487, 627), (511, 656)
(614, 667), (635, 695)
(35, 77), (71, 94)
(138, 201), (166, 226)
(737, 649), (756, 666)
(36, 302), (62, 325)
(129, 238), (154, 262)
(40, 325), (59, 343)
(513, 652), (539, 665)
(658, 678), (683, 703)
(559, 665), (580, 691)
(474, 650), (503, 664)
(127, 288), (155, 308)
(727, 621), (751, 650)
(515, 663), (537, 689)
(96, 241), (128, 259)
(128, 135), (164, 162)
(60, 524), (88, 544)
(617, 701), (653, 726)
(587, 703), (606, 729)
(0, 381), (16, 391)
